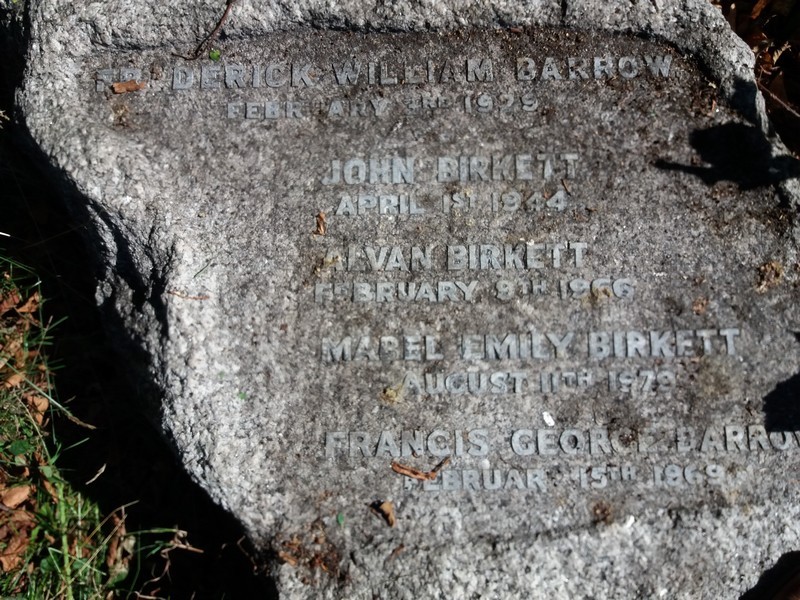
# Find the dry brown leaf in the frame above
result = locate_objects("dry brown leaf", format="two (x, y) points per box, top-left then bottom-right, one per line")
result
(314, 211), (327, 236)
(111, 80), (146, 94)
(757, 260), (784, 292)
(0, 291), (20, 315)
(40, 479), (58, 504)
(750, 0), (772, 20)
(9, 509), (34, 526)
(105, 512), (128, 569)
(3, 372), (25, 389)
(15, 292), (39, 314)
(692, 297), (709, 315)
(25, 394), (49, 425)
(1, 486), (31, 509)
(0, 333), (23, 366)
(0, 531), (29, 572)
(370, 500), (396, 527)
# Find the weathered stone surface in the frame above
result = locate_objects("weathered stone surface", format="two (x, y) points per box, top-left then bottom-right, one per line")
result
(13, 0), (800, 597)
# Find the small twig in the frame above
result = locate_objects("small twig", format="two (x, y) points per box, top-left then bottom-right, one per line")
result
(235, 535), (260, 572)
(390, 456), (451, 481)
(758, 80), (800, 121)
(170, 542), (205, 554)
(175, 0), (238, 61)
(750, 0), (771, 20)
(63, 408), (97, 430)
(167, 290), (210, 301)
(111, 80), (147, 94)
(85, 463), (106, 485)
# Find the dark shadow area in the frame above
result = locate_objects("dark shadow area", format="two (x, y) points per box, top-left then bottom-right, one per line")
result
(729, 78), (760, 126)
(763, 371), (800, 433)
(654, 122), (800, 189)
(740, 551), (800, 600)
(0, 7), (277, 600)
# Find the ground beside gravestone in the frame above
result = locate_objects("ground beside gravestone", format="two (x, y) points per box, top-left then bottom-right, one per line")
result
(10, 0), (800, 598)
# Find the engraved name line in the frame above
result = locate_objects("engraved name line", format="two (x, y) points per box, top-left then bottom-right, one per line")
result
(319, 242), (588, 273)
(320, 328), (741, 363)
(95, 54), (673, 92)
(320, 153), (579, 185)
(325, 424), (800, 460)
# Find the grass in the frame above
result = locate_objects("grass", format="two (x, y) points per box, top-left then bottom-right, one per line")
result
(0, 258), (219, 598)
(0, 258), (206, 599)
(0, 257), (134, 598)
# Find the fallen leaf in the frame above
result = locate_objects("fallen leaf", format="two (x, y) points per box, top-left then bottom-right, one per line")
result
(750, 0), (772, 20)
(9, 509), (34, 526)
(105, 512), (128, 569)
(0, 530), (29, 572)
(0, 290), (20, 315)
(370, 500), (396, 527)
(1, 486), (30, 509)
(0, 333), (23, 369)
(380, 382), (403, 404)
(111, 80), (147, 94)
(25, 394), (49, 425)
(15, 292), (39, 314)
(41, 479), (58, 504)
(757, 260), (784, 292)
(3, 372), (25, 389)
(314, 211), (327, 236)
(692, 297), (709, 315)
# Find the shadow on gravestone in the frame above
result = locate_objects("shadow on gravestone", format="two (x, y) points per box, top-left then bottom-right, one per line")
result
(763, 370), (800, 433)
(740, 551), (800, 600)
(654, 121), (800, 189)
(0, 9), (276, 598)
(655, 77), (800, 189)
(0, 121), (279, 600)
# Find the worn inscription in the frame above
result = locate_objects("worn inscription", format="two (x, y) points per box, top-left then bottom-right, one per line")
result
(94, 50), (673, 123)
(326, 424), (800, 493)
(87, 29), (796, 510)
(97, 54), (672, 91)
(326, 425), (799, 458)
(320, 328), (740, 362)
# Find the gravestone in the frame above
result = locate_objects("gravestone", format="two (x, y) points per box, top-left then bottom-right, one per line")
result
(13, 0), (800, 596)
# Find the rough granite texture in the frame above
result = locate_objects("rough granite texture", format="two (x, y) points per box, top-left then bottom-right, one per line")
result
(10, 0), (800, 597)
